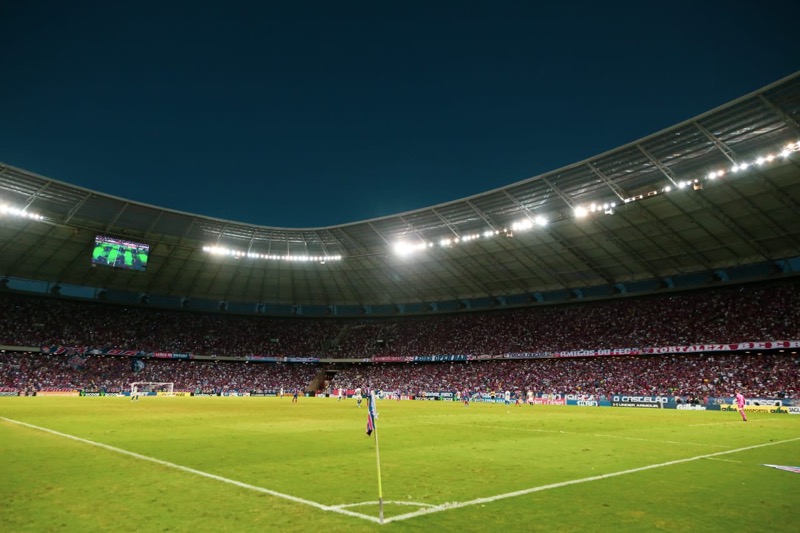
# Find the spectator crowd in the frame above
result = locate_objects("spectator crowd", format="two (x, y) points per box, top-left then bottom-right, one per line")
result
(0, 279), (797, 399)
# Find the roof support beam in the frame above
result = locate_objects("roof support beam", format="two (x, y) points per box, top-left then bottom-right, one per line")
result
(23, 181), (52, 210)
(693, 120), (738, 165)
(586, 162), (628, 202)
(759, 94), (800, 133)
(637, 144), (679, 187)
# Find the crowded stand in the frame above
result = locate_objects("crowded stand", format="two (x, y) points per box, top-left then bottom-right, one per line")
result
(0, 279), (798, 399)
(0, 351), (796, 401)
(330, 354), (798, 400)
(1, 281), (798, 359)
(0, 352), (319, 395)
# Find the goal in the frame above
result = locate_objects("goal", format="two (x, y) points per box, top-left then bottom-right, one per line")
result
(130, 382), (175, 397)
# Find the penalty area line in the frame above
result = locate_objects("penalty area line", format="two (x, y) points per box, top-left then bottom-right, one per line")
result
(382, 436), (800, 524)
(0, 416), (381, 524)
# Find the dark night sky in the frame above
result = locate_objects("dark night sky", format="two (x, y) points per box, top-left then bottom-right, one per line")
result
(1, 1), (797, 228)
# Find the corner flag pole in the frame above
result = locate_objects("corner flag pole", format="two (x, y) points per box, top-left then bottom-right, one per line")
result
(369, 390), (385, 523)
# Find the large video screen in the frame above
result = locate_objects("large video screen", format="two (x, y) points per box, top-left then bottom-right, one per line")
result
(92, 235), (150, 271)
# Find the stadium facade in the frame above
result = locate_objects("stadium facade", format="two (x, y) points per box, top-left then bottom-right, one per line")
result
(1, 72), (799, 317)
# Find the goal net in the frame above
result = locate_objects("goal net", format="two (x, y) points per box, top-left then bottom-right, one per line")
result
(130, 382), (175, 396)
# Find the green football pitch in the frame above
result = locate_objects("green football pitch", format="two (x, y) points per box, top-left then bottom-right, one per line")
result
(1, 397), (798, 532)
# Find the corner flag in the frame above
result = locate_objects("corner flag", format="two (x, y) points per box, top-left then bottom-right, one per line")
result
(363, 390), (385, 523)
(366, 391), (378, 436)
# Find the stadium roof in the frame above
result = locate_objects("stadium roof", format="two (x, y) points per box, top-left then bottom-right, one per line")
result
(1, 72), (799, 314)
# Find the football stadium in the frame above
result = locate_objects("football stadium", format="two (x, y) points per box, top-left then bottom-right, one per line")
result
(1, 70), (799, 531)
(2, 5), (800, 525)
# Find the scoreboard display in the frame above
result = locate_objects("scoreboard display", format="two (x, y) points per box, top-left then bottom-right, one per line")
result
(92, 235), (150, 271)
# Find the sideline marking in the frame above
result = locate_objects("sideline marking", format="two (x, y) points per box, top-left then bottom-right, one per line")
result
(381, 436), (800, 524)
(4, 417), (798, 525)
(331, 501), (436, 510)
(0, 416), (380, 524)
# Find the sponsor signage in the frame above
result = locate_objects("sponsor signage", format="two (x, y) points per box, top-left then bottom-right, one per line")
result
(419, 392), (455, 399)
(612, 401), (661, 408)
(612, 395), (668, 403)
(505, 348), (640, 360)
(746, 398), (783, 407)
(642, 340), (800, 355)
(533, 398), (566, 405)
(245, 356), (319, 363)
(505, 341), (800, 360)
(372, 356), (413, 363)
(611, 395), (667, 409)
(413, 355), (469, 362)
(153, 352), (192, 359)
(566, 399), (599, 407)
(721, 404), (788, 414)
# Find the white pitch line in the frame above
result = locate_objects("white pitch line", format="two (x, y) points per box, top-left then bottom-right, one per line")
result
(381, 436), (800, 524)
(704, 457), (742, 463)
(331, 501), (437, 510)
(6, 416), (797, 526)
(441, 422), (731, 448)
(0, 416), (381, 524)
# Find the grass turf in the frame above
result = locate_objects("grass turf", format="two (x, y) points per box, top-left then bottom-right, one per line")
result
(1, 396), (798, 532)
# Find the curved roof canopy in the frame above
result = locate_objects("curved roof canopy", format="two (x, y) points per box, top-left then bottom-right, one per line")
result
(1, 73), (799, 313)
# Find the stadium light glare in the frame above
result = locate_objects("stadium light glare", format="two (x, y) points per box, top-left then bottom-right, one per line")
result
(0, 203), (44, 221)
(384, 138), (796, 256)
(203, 245), (342, 262)
(511, 219), (533, 231)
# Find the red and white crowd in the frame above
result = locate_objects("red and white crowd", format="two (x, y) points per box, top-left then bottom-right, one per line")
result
(0, 279), (797, 398)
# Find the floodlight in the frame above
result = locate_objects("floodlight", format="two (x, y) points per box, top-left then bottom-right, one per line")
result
(574, 206), (588, 218)
(512, 219), (533, 231)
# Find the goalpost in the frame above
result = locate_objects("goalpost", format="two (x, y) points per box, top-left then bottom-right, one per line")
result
(130, 382), (175, 397)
